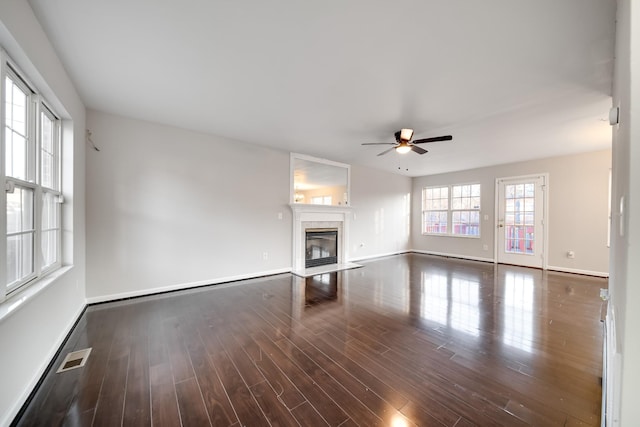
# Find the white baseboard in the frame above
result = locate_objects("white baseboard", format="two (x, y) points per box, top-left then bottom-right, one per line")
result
(350, 250), (411, 262)
(410, 253), (609, 277)
(411, 249), (495, 264)
(1, 301), (86, 427)
(546, 265), (609, 278)
(85, 267), (292, 304)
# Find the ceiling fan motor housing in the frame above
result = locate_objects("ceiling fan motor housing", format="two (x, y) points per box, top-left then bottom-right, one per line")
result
(395, 128), (414, 143)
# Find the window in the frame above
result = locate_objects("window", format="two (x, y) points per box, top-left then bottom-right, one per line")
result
(422, 184), (481, 236)
(311, 195), (332, 205)
(422, 186), (448, 234)
(2, 53), (62, 300)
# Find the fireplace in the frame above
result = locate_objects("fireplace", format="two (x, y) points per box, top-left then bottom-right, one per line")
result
(305, 229), (338, 268)
(290, 203), (358, 275)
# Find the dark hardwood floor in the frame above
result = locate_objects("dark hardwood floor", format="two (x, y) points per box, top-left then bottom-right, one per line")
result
(14, 254), (606, 426)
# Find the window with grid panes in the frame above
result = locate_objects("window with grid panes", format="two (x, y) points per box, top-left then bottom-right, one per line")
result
(2, 53), (62, 300)
(451, 183), (481, 236)
(422, 186), (448, 234)
(422, 184), (481, 236)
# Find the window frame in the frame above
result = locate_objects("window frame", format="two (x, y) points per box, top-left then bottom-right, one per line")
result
(422, 186), (449, 235)
(450, 183), (481, 237)
(422, 183), (481, 237)
(1, 50), (63, 301)
(38, 104), (62, 275)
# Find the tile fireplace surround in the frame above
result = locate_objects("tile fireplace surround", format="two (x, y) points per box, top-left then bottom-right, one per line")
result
(290, 204), (361, 277)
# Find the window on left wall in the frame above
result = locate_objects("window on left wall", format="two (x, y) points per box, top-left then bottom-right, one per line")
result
(1, 51), (62, 301)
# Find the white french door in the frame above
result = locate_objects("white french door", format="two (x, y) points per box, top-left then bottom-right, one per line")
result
(496, 175), (546, 268)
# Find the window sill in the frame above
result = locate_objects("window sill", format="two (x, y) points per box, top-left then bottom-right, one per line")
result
(422, 233), (481, 239)
(0, 266), (74, 323)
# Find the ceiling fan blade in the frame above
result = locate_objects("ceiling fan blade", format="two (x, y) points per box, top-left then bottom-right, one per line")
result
(412, 135), (453, 144)
(411, 145), (428, 155)
(377, 147), (395, 156)
(362, 142), (395, 146)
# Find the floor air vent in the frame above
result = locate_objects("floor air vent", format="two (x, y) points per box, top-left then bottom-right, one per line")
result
(56, 348), (92, 373)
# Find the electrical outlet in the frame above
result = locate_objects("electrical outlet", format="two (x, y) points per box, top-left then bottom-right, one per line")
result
(262, 252), (268, 261)
(483, 244), (488, 251)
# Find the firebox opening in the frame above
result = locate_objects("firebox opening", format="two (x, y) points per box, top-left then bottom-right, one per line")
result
(305, 228), (338, 268)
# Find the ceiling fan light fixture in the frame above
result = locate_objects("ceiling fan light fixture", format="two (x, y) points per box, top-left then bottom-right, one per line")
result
(395, 142), (412, 154)
(400, 128), (414, 141)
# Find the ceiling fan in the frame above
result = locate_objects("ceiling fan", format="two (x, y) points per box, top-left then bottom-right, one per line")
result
(362, 128), (453, 156)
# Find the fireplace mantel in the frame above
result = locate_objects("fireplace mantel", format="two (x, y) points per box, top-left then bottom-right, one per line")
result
(289, 204), (357, 275)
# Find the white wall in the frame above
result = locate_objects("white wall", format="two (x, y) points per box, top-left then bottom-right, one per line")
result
(85, 110), (292, 301)
(85, 111), (411, 301)
(608, 0), (640, 424)
(412, 150), (611, 276)
(350, 164), (412, 259)
(0, 2), (86, 425)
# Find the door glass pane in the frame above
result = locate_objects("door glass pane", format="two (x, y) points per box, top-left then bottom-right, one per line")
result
(504, 183), (535, 254)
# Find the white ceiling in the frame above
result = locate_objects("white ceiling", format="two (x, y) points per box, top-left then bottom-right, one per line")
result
(28, 0), (616, 177)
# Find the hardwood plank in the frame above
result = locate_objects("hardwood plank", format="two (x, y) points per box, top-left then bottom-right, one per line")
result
(201, 332), (270, 427)
(67, 308), (123, 417)
(349, 336), (529, 426)
(453, 417), (477, 427)
(123, 337), (151, 426)
(181, 317), (238, 426)
(249, 380), (300, 427)
(216, 328), (266, 388)
(251, 330), (351, 426)
(175, 377), (212, 427)
(504, 399), (565, 426)
(93, 355), (129, 427)
(315, 331), (462, 427)
(149, 363), (181, 427)
(291, 401), (330, 426)
(298, 330), (410, 411)
(253, 347), (307, 409)
(163, 317), (195, 383)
